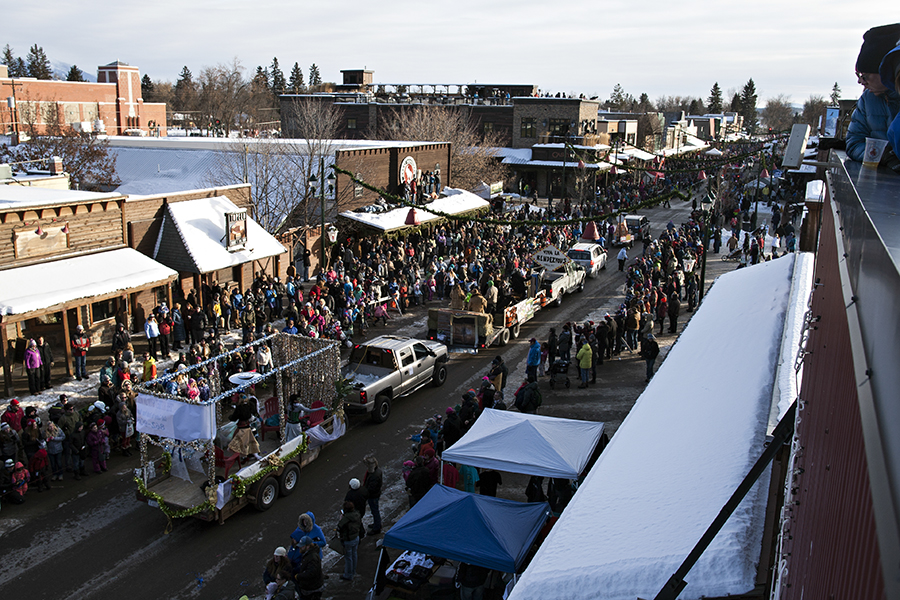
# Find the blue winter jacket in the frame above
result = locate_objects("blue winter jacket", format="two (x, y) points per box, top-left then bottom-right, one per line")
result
(527, 341), (542, 366)
(846, 88), (900, 161)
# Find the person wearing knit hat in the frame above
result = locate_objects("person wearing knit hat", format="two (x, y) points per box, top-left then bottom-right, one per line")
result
(846, 23), (900, 163)
(879, 43), (900, 174)
(262, 546), (292, 588)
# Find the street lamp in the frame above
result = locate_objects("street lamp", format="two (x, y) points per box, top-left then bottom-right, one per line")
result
(308, 158), (336, 274)
(698, 191), (715, 303)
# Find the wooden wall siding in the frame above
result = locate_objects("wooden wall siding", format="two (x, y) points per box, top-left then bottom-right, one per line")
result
(0, 201), (125, 268)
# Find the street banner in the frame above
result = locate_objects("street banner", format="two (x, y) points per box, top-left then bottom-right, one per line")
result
(136, 393), (216, 442)
(533, 244), (569, 272)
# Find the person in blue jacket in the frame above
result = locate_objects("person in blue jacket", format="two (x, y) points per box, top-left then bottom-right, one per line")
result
(290, 511), (326, 561)
(846, 24), (900, 162)
(526, 338), (541, 382)
(880, 43), (900, 168)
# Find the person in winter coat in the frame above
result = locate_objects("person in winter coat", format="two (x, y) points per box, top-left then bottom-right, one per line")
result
(0, 423), (23, 465)
(144, 315), (160, 359)
(112, 323), (131, 355)
(640, 333), (661, 382)
(576, 337), (593, 388)
(557, 323), (573, 362)
(441, 407), (463, 448)
(24, 339), (43, 395)
(68, 421), (88, 480)
(337, 501), (361, 580)
(344, 477), (368, 528)
(28, 440), (51, 492)
(547, 327), (558, 368)
(2, 399), (24, 432)
(846, 24), (900, 162)
(269, 572), (297, 600)
(487, 356), (508, 391)
(71, 325), (90, 381)
(86, 420), (109, 473)
(1, 458), (29, 504)
(263, 546), (292, 587)
(667, 291), (681, 334)
(363, 455), (383, 534)
(45, 422), (65, 481)
(292, 536), (324, 599)
(116, 399), (135, 456)
(291, 511), (326, 558)
(37, 336), (53, 390)
(526, 338), (541, 382)
(406, 456), (433, 506)
(172, 304), (186, 350)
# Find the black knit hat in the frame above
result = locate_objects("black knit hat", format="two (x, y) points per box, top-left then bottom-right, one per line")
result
(856, 23), (900, 73)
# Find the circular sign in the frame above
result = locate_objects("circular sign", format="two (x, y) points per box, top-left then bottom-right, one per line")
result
(400, 156), (418, 185)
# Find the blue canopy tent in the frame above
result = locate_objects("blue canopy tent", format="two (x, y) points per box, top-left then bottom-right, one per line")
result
(383, 485), (551, 573)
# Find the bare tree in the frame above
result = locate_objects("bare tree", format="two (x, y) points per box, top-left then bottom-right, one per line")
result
(762, 94), (795, 133)
(373, 105), (507, 191)
(801, 95), (828, 134)
(196, 59), (250, 136)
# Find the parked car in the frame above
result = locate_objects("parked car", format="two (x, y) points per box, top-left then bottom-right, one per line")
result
(567, 243), (608, 278)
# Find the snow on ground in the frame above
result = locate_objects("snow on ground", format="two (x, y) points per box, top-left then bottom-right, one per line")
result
(510, 254), (802, 600)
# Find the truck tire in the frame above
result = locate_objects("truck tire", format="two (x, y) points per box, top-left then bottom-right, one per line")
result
(278, 463), (300, 497)
(432, 365), (447, 387)
(371, 394), (391, 424)
(511, 323), (521, 339)
(555, 290), (564, 308)
(254, 477), (278, 511)
(498, 328), (511, 346)
(577, 279), (585, 293)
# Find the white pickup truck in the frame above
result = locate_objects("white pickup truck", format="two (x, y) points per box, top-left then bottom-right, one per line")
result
(540, 259), (586, 307)
(342, 335), (449, 423)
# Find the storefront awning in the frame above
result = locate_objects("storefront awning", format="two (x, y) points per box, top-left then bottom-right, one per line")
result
(0, 248), (178, 319)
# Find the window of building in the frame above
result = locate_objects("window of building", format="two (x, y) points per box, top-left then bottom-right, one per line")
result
(91, 297), (119, 322)
(549, 119), (570, 136)
(347, 118), (357, 129)
(521, 118), (536, 138)
(483, 122), (494, 135)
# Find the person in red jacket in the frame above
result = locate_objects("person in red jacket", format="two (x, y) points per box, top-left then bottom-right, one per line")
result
(71, 325), (91, 381)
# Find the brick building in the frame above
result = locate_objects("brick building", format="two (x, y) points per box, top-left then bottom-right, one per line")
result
(0, 61), (167, 139)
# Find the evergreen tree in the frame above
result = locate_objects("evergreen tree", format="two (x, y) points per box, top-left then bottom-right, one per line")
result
(255, 66), (270, 90)
(289, 62), (305, 93)
(830, 82), (841, 105)
(270, 57), (286, 93)
(688, 98), (702, 115)
(173, 66), (197, 113)
(66, 65), (85, 82)
(141, 74), (154, 99)
(638, 93), (653, 111)
(26, 44), (52, 79)
(740, 78), (758, 133)
(729, 93), (742, 113)
(308, 63), (322, 87)
(2, 45), (18, 75)
(707, 82), (723, 113)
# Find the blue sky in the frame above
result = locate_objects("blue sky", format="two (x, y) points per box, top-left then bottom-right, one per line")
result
(5, 0), (893, 106)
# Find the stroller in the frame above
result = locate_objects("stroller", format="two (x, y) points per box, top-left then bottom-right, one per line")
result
(549, 358), (570, 389)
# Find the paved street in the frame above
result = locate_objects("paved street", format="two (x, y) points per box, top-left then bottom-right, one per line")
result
(0, 198), (735, 600)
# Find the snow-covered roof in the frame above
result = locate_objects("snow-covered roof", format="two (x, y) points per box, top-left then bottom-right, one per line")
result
(0, 248), (177, 317)
(0, 185), (122, 211)
(157, 196), (286, 273)
(338, 187), (489, 232)
(523, 159), (609, 170)
(621, 147), (657, 161)
(509, 253), (814, 600)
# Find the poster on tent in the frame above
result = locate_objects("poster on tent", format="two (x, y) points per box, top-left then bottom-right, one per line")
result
(136, 393), (216, 442)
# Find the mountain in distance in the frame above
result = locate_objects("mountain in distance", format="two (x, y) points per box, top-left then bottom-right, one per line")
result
(51, 60), (97, 82)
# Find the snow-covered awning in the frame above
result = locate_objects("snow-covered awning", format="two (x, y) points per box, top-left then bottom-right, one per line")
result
(509, 254), (815, 600)
(155, 196), (286, 274)
(0, 248), (178, 318)
(337, 187), (489, 232)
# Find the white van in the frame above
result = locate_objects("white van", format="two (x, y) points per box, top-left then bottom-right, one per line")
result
(566, 242), (608, 278)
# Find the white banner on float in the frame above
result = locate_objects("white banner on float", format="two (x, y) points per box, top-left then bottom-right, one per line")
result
(136, 393), (216, 442)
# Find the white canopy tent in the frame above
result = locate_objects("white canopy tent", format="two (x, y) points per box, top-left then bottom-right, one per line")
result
(442, 409), (605, 479)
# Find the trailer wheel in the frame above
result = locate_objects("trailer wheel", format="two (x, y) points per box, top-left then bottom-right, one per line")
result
(498, 328), (511, 346)
(371, 394), (391, 424)
(278, 463), (300, 497)
(511, 323), (521, 339)
(432, 365), (448, 387)
(254, 477), (279, 511)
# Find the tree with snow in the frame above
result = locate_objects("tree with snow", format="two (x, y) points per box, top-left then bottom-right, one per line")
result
(708, 82), (723, 113)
